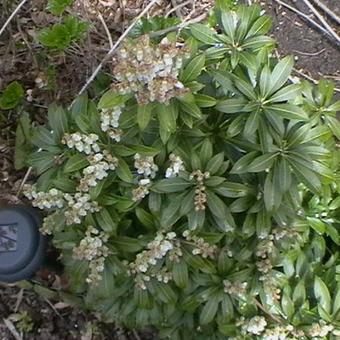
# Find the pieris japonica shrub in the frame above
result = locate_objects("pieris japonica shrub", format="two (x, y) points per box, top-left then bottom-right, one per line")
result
(23, 3), (340, 339)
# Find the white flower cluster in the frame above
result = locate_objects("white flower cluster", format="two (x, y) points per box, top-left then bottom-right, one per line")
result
(262, 325), (296, 340)
(256, 236), (274, 274)
(241, 316), (267, 335)
(134, 153), (158, 178)
(100, 104), (124, 142)
(62, 133), (100, 155)
(112, 35), (189, 105)
(223, 280), (247, 297)
(309, 321), (334, 338)
(132, 153), (158, 201)
(165, 154), (185, 178)
(78, 151), (118, 192)
(189, 170), (210, 211)
(23, 186), (64, 210)
(64, 193), (100, 225)
(183, 230), (218, 259)
(129, 232), (177, 289)
(73, 226), (109, 285)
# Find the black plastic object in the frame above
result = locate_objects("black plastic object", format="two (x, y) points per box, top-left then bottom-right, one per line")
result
(0, 206), (46, 283)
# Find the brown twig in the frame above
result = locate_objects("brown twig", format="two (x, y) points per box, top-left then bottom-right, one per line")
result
(0, 0), (29, 37)
(310, 0), (340, 25)
(166, 0), (191, 18)
(291, 48), (325, 56)
(98, 13), (114, 49)
(150, 12), (208, 38)
(301, 0), (340, 44)
(254, 299), (283, 324)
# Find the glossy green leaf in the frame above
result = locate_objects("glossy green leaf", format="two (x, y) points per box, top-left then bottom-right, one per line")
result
(181, 54), (206, 83)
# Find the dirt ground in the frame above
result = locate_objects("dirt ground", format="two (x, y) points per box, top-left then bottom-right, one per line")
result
(0, 0), (339, 339)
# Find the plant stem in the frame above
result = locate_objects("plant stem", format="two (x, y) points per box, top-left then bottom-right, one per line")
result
(310, 0), (340, 25)
(0, 0), (29, 37)
(301, 0), (340, 44)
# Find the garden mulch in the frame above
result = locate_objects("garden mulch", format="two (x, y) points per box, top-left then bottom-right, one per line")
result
(0, 0), (339, 338)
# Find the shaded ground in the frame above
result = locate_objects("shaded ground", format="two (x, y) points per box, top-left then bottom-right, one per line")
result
(0, 0), (339, 339)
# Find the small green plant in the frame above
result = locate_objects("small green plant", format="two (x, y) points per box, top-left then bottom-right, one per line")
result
(8, 311), (34, 333)
(23, 3), (340, 339)
(38, 16), (88, 50)
(47, 0), (74, 15)
(0, 81), (24, 110)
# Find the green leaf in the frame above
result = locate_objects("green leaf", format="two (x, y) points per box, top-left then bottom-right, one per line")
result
(98, 90), (126, 109)
(14, 113), (31, 170)
(314, 276), (331, 314)
(178, 98), (202, 119)
(206, 191), (227, 219)
(281, 291), (295, 319)
(275, 158), (291, 192)
(64, 153), (89, 173)
(215, 98), (248, 113)
(136, 208), (154, 230)
(264, 174), (275, 211)
(230, 151), (258, 174)
(47, 0), (74, 15)
(157, 103), (177, 133)
(173, 261), (189, 289)
(288, 161), (321, 193)
(96, 208), (117, 233)
(326, 116), (340, 140)
(265, 104), (308, 121)
(206, 152), (224, 174)
(194, 94), (217, 108)
(181, 54), (206, 83)
(137, 104), (153, 131)
(111, 236), (142, 252)
(0, 81), (24, 109)
(307, 217), (326, 234)
(259, 65), (271, 98)
(190, 24), (219, 44)
(116, 157), (133, 183)
(200, 138), (213, 166)
(233, 76), (257, 100)
(267, 84), (301, 103)
(246, 153), (277, 172)
(269, 56), (294, 95)
(244, 109), (260, 136)
(221, 11), (236, 42)
(214, 182), (249, 198)
(48, 104), (68, 139)
(199, 294), (220, 325)
(39, 24), (71, 49)
(292, 280), (306, 305)
(246, 15), (272, 38)
(241, 35), (274, 50)
(152, 178), (192, 193)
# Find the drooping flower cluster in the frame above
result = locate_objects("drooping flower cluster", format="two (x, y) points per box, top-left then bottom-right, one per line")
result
(132, 153), (158, 201)
(73, 226), (109, 285)
(189, 170), (210, 211)
(183, 230), (217, 259)
(64, 193), (100, 225)
(23, 186), (64, 210)
(240, 316), (267, 336)
(100, 104), (124, 142)
(309, 321), (334, 338)
(78, 151), (118, 192)
(256, 236), (274, 274)
(112, 35), (189, 104)
(165, 153), (185, 178)
(223, 280), (247, 297)
(128, 232), (177, 289)
(62, 133), (100, 155)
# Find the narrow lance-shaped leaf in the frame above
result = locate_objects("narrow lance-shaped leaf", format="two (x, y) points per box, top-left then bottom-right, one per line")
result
(268, 56), (294, 95)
